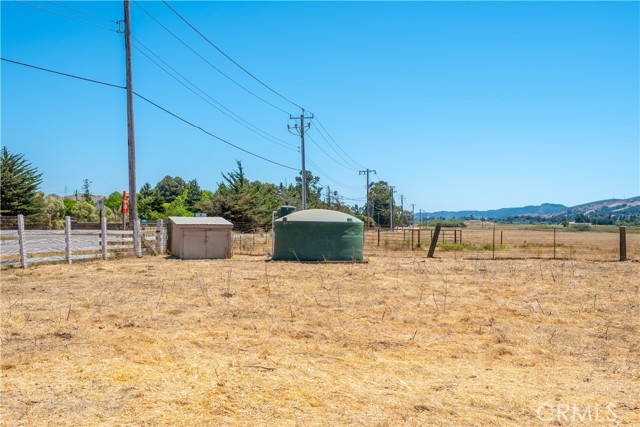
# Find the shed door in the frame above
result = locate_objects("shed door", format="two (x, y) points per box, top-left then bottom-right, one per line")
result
(205, 230), (229, 259)
(182, 230), (206, 259)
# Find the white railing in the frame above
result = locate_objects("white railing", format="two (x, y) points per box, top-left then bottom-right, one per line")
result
(0, 215), (166, 268)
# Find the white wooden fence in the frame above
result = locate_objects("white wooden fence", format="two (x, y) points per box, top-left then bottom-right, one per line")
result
(0, 215), (166, 268)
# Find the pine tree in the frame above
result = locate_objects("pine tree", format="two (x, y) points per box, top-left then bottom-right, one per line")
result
(0, 147), (44, 215)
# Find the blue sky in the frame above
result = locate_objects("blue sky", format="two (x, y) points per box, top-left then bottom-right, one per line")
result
(2, 1), (638, 212)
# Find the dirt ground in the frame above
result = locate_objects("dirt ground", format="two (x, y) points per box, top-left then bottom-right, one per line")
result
(1, 251), (639, 426)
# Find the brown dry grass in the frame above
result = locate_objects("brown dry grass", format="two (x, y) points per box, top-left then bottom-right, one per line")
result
(370, 226), (640, 261)
(1, 251), (639, 426)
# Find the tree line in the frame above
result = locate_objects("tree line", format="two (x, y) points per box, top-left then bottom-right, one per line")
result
(1, 148), (416, 230)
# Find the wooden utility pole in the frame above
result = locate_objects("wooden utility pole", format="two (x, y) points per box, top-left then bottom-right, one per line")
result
(288, 110), (313, 210)
(389, 186), (396, 229)
(359, 169), (376, 227)
(410, 203), (415, 227)
(124, 0), (137, 223)
(620, 226), (627, 261)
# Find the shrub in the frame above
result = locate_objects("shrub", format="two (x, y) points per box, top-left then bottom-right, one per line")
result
(428, 219), (466, 228)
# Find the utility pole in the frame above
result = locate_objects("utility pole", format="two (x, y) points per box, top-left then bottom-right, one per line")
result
(389, 186), (396, 229)
(359, 169), (377, 228)
(124, 0), (137, 224)
(288, 109), (313, 210)
(410, 203), (415, 227)
(400, 194), (405, 226)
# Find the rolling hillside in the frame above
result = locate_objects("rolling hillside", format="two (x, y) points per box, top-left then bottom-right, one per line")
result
(417, 196), (640, 220)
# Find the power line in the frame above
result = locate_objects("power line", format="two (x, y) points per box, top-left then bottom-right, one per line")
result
(311, 115), (363, 170)
(15, 0), (119, 33)
(161, 0), (303, 111)
(1, 58), (125, 89)
(312, 114), (365, 170)
(306, 158), (362, 191)
(2, 57), (298, 171)
(134, 93), (298, 170)
(43, 0), (118, 23)
(306, 131), (359, 172)
(132, 38), (297, 151)
(132, 0), (291, 115)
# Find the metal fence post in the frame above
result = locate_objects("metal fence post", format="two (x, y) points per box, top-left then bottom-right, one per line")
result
(101, 216), (108, 260)
(65, 216), (72, 264)
(17, 214), (28, 269)
(133, 218), (142, 257)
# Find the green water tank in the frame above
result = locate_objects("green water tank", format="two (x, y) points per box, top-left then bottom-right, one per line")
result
(272, 209), (364, 261)
(276, 205), (296, 219)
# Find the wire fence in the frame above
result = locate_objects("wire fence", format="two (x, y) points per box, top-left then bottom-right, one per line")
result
(2, 215), (637, 263)
(367, 226), (639, 261)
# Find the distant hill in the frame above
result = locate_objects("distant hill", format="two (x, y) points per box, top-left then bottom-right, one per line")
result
(558, 197), (640, 216)
(417, 197), (640, 220)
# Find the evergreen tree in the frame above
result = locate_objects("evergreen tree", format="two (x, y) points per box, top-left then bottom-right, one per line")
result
(155, 176), (186, 203)
(82, 179), (92, 202)
(0, 147), (44, 215)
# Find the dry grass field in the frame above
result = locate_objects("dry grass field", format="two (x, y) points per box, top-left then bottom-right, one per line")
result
(1, 243), (639, 426)
(371, 226), (640, 262)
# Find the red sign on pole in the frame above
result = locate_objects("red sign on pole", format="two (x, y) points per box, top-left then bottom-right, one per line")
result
(121, 191), (129, 215)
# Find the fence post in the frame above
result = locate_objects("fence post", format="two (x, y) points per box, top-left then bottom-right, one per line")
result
(133, 219), (142, 257)
(427, 224), (441, 258)
(553, 228), (556, 260)
(17, 214), (28, 269)
(101, 216), (108, 260)
(454, 229), (458, 244)
(156, 219), (164, 254)
(411, 229), (415, 250)
(500, 231), (503, 246)
(377, 228), (380, 246)
(620, 226), (627, 261)
(492, 225), (496, 259)
(65, 216), (72, 264)
(460, 229), (462, 244)
(417, 229), (421, 248)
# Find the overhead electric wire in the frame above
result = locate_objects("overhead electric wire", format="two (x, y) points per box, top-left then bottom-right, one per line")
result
(312, 114), (365, 170)
(133, 93), (298, 170)
(306, 158), (362, 191)
(43, 0), (118, 23)
(1, 57), (126, 89)
(306, 131), (358, 172)
(132, 38), (297, 151)
(15, 0), (119, 33)
(132, 0), (291, 115)
(161, 0), (303, 111)
(1, 57), (298, 171)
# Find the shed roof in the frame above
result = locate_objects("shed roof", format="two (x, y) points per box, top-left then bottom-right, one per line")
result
(275, 209), (363, 223)
(168, 216), (233, 227)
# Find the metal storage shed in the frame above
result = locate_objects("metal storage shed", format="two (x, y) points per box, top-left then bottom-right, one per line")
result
(169, 217), (233, 259)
